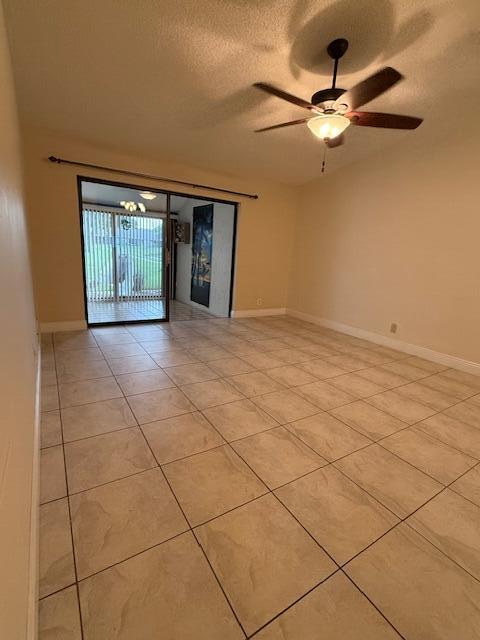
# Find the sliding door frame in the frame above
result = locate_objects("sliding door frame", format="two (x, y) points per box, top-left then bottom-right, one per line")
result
(77, 175), (238, 326)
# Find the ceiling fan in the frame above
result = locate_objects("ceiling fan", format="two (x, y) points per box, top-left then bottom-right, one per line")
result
(253, 38), (423, 148)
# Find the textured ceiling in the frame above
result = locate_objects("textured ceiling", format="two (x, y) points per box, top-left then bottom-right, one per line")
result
(4, 0), (480, 184)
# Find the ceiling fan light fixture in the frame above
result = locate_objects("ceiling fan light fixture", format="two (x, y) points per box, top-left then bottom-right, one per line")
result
(139, 191), (157, 200)
(307, 114), (350, 140)
(120, 200), (138, 212)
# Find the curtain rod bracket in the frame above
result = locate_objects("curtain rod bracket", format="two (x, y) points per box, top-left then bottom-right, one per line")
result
(47, 155), (259, 200)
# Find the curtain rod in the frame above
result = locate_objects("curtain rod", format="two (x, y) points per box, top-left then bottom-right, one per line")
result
(47, 156), (259, 200)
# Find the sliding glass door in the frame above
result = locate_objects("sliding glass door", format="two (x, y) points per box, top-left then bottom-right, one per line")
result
(81, 204), (168, 324)
(114, 213), (165, 301)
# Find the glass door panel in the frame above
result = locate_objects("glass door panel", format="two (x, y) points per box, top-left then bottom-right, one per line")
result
(82, 199), (168, 323)
(82, 209), (115, 303)
(115, 213), (164, 300)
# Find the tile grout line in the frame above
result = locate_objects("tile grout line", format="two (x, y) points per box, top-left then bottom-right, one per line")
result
(55, 333), (480, 430)
(446, 462), (480, 509)
(245, 569), (344, 639)
(198, 401), (409, 639)
(193, 408), (412, 638)
(340, 457), (480, 587)
(115, 353), (345, 637)
(47, 381), (479, 488)
(105, 342), (248, 636)
(272, 366), (480, 471)
(193, 373), (480, 609)
(51, 336), (86, 640)
(71, 528), (189, 587)
(401, 458), (480, 582)
(327, 399), (480, 462)
(131, 407), (248, 639)
(53, 330), (480, 522)
(43, 321), (480, 637)
(52, 330), (480, 496)
(339, 571), (408, 640)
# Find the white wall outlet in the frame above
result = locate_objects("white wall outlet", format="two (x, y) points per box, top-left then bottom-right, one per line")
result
(256, 298), (262, 307)
(390, 322), (398, 334)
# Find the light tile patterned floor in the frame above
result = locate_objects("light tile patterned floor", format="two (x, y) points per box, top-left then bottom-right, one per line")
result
(38, 316), (480, 639)
(87, 299), (214, 323)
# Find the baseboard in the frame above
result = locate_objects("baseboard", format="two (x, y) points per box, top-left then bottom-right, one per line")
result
(287, 308), (480, 376)
(231, 308), (286, 318)
(175, 297), (229, 317)
(27, 343), (41, 639)
(40, 320), (87, 332)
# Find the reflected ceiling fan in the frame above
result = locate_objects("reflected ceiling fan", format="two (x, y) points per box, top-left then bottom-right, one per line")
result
(253, 38), (422, 148)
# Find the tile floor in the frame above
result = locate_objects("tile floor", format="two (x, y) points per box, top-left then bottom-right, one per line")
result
(87, 299), (213, 323)
(38, 315), (480, 639)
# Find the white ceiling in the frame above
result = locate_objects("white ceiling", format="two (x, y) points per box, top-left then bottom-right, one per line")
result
(81, 181), (193, 213)
(4, 0), (480, 184)
(81, 181), (166, 212)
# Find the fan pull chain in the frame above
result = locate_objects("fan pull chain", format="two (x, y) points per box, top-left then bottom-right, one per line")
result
(322, 145), (327, 173)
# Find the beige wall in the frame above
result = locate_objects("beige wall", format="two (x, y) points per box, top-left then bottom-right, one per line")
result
(288, 133), (480, 363)
(24, 120), (480, 364)
(22, 126), (297, 324)
(0, 3), (38, 638)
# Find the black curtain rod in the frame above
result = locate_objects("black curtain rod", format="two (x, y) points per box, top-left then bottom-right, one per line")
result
(47, 156), (259, 200)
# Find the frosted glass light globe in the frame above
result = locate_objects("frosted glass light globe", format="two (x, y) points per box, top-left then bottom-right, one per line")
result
(307, 114), (350, 140)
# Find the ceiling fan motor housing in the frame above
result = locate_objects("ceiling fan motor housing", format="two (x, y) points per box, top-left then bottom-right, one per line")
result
(311, 87), (346, 106)
(311, 39), (350, 108)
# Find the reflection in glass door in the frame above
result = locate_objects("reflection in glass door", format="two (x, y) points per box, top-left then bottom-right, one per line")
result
(82, 206), (168, 324)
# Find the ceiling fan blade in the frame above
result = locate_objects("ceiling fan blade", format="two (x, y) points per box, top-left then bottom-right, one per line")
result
(325, 134), (345, 148)
(347, 111), (423, 129)
(255, 118), (310, 133)
(337, 67), (403, 110)
(253, 82), (320, 113)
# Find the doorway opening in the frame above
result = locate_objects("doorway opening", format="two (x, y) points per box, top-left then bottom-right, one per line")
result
(170, 195), (237, 319)
(78, 178), (237, 325)
(79, 179), (169, 324)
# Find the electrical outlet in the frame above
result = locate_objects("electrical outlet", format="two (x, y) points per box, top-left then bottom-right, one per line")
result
(390, 322), (398, 334)
(256, 298), (262, 307)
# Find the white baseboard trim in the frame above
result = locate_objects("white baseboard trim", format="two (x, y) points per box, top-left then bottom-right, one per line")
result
(40, 320), (87, 333)
(231, 308), (286, 318)
(287, 308), (480, 376)
(27, 343), (41, 639)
